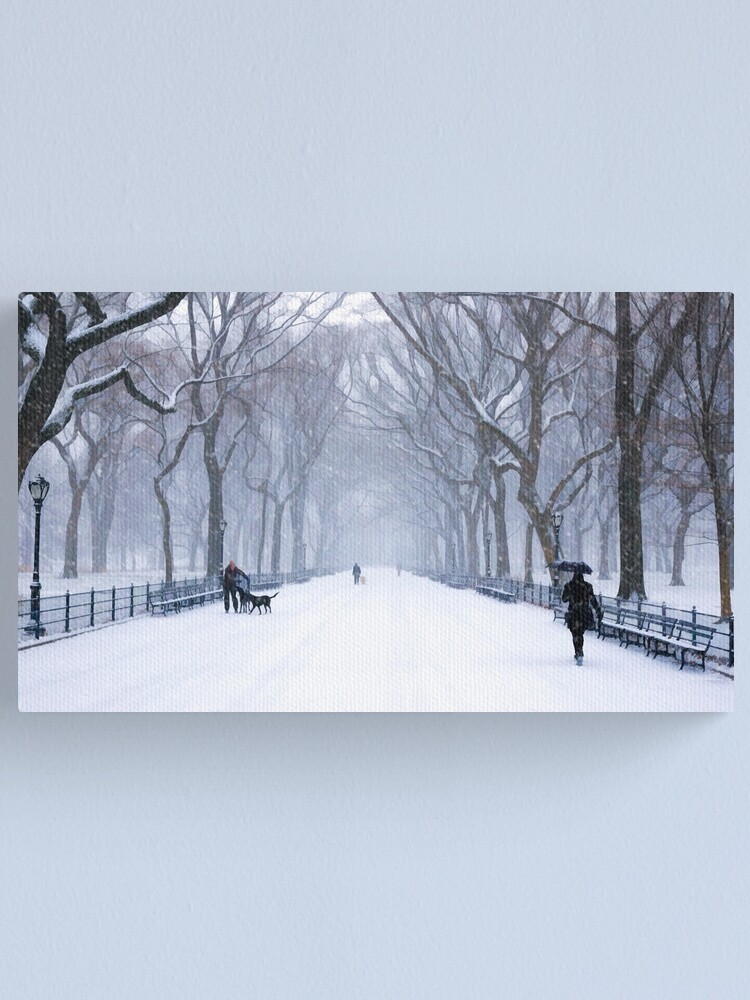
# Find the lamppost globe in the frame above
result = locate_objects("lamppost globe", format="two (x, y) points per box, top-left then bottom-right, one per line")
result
(29, 474), (50, 503)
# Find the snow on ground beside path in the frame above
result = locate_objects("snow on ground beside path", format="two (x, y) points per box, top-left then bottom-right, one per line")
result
(18, 569), (733, 712)
(589, 570), (726, 617)
(17, 569), (211, 601)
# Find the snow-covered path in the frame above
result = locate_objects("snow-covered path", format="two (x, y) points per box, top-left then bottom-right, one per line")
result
(18, 569), (732, 711)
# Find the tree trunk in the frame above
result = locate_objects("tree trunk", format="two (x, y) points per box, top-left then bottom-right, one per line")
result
(597, 515), (612, 580)
(464, 502), (480, 576)
(270, 500), (286, 573)
(615, 292), (647, 599)
(61, 485), (86, 578)
(453, 502), (465, 573)
(188, 526), (200, 573)
(289, 479), (308, 572)
(154, 478), (174, 583)
(524, 523), (534, 583)
(257, 485), (269, 574)
(492, 470), (510, 577)
(90, 468), (117, 573)
(202, 422), (224, 576)
(669, 506), (691, 586)
(706, 462), (733, 617)
(18, 305), (69, 491)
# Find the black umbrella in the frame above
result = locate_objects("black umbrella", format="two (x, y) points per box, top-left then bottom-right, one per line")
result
(547, 559), (593, 575)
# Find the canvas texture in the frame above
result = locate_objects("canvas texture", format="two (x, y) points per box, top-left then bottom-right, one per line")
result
(17, 292), (734, 711)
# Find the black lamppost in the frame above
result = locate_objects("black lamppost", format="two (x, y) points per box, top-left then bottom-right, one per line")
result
(484, 530), (493, 578)
(552, 511), (564, 587)
(27, 474), (50, 638)
(219, 518), (227, 578)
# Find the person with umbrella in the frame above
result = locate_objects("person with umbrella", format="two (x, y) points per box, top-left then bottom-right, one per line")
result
(553, 560), (602, 665)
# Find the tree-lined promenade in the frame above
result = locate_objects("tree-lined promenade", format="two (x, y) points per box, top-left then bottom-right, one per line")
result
(18, 293), (733, 617)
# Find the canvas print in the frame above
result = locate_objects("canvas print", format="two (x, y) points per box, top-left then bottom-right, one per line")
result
(17, 293), (733, 711)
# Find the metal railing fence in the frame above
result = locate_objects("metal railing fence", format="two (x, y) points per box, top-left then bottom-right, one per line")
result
(18, 569), (332, 643)
(430, 572), (733, 667)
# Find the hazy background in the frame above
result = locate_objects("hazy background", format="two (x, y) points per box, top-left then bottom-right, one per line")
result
(2, 1), (748, 997)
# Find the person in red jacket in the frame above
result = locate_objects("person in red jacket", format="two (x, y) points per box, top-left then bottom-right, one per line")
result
(223, 560), (245, 613)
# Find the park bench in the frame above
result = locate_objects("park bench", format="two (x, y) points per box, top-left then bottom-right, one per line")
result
(613, 609), (652, 649)
(598, 606), (643, 641)
(646, 619), (716, 672)
(180, 586), (222, 608)
(476, 584), (517, 604)
(597, 607), (649, 648)
(149, 587), (183, 615)
(149, 584), (222, 615)
(597, 607), (717, 672)
(552, 603), (567, 623)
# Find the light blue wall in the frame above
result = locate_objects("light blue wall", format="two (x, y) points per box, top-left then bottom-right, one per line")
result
(2, 2), (747, 996)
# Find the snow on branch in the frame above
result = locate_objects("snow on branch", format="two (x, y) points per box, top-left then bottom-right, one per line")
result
(65, 293), (186, 359)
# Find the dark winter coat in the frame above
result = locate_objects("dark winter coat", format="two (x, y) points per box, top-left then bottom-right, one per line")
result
(561, 576), (601, 632)
(352, 563), (361, 578)
(223, 564), (244, 592)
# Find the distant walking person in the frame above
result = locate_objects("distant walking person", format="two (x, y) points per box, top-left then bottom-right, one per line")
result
(223, 560), (245, 613)
(396, 563), (402, 576)
(352, 562), (361, 585)
(561, 570), (601, 665)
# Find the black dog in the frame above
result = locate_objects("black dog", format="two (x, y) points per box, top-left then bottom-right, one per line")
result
(238, 589), (279, 614)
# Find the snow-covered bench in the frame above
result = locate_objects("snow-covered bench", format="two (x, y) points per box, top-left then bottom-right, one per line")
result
(613, 609), (653, 649)
(598, 608), (650, 648)
(149, 585), (222, 615)
(180, 586), (222, 608)
(476, 584), (516, 604)
(646, 620), (716, 672)
(597, 608), (716, 671)
(149, 587), (183, 615)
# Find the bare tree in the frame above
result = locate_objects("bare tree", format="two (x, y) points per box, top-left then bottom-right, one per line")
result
(672, 294), (733, 616)
(613, 292), (700, 599)
(373, 293), (615, 578)
(50, 411), (102, 578)
(18, 292), (185, 488)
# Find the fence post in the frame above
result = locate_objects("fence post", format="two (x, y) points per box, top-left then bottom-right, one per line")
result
(130, 584), (134, 617)
(146, 582), (150, 613)
(65, 591), (70, 633)
(90, 588), (95, 628)
(112, 586), (116, 621)
(729, 616), (734, 668)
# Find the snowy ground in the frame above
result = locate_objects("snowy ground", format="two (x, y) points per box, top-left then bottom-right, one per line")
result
(18, 569), (732, 712)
